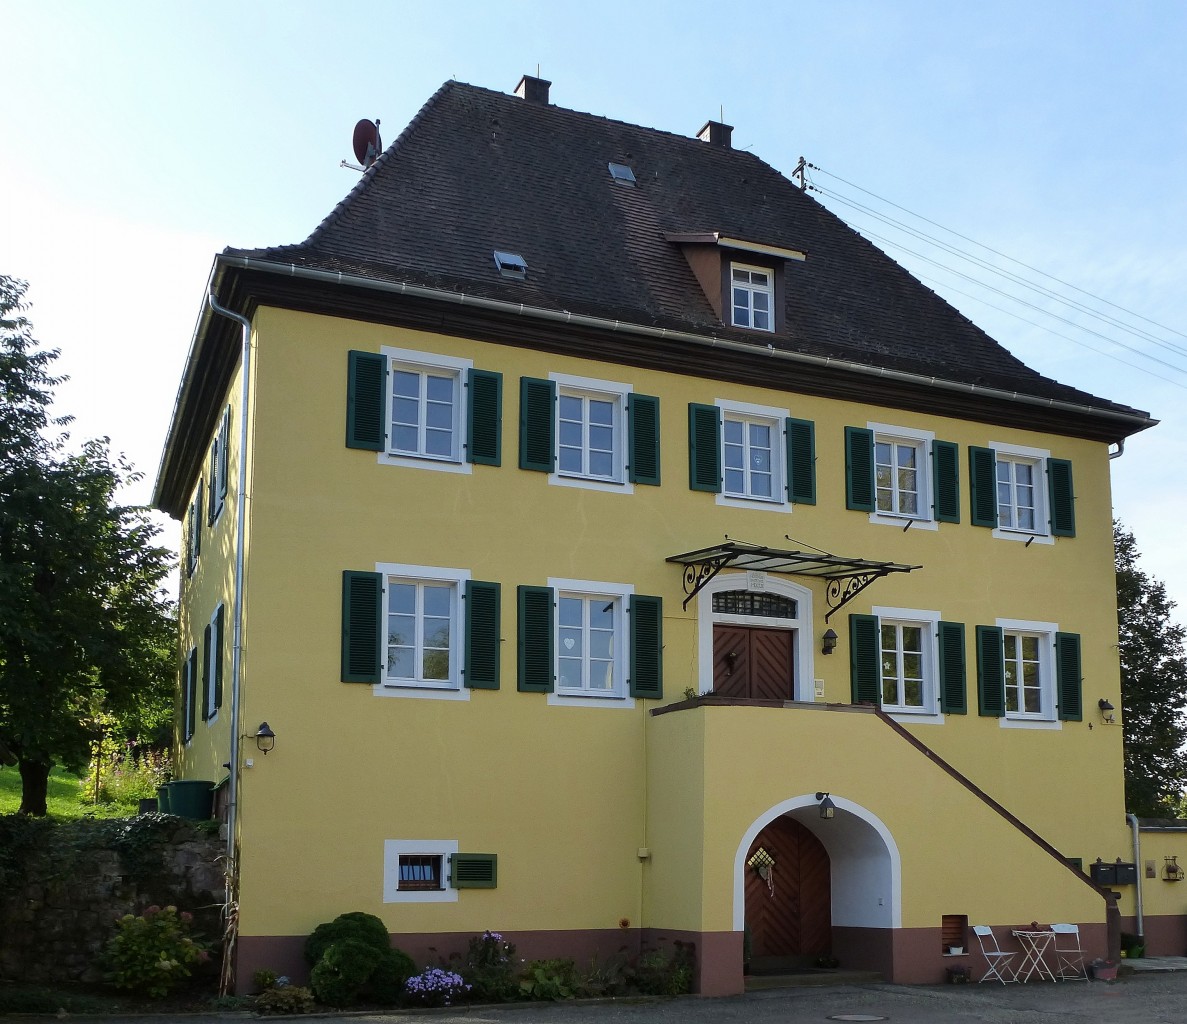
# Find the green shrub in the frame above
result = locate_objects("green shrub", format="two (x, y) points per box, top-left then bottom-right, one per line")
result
(367, 947), (416, 1003)
(459, 929), (518, 1001)
(100, 905), (208, 999)
(309, 938), (381, 1007)
(630, 940), (696, 996)
(519, 957), (578, 1000)
(254, 984), (315, 1015)
(252, 967), (279, 991)
(304, 910), (390, 966)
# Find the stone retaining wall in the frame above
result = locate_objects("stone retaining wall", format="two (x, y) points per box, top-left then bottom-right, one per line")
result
(0, 814), (224, 985)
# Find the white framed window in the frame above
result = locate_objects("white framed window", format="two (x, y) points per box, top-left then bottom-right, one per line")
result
(873, 607), (941, 718)
(383, 839), (459, 903)
(868, 423), (938, 530)
(380, 346), (473, 475)
(998, 618), (1058, 724)
(730, 263), (774, 332)
(549, 372), (630, 492)
(210, 405), (230, 524)
(548, 577), (634, 707)
(376, 562), (470, 701)
(715, 398), (788, 509)
(990, 442), (1051, 544)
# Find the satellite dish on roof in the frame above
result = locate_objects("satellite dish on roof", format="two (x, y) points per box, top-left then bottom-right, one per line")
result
(352, 118), (382, 168)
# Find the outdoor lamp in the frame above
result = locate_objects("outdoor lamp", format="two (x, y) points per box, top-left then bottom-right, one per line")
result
(254, 722), (276, 754)
(821, 628), (839, 655)
(1098, 699), (1116, 724)
(815, 791), (836, 820)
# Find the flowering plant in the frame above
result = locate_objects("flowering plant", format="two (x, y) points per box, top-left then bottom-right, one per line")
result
(461, 930), (518, 1000)
(101, 904), (209, 998)
(404, 966), (471, 1006)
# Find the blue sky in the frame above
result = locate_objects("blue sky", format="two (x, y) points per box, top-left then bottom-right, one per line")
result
(3, 1), (1185, 618)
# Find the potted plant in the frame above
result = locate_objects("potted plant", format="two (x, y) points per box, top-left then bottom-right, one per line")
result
(1091, 957), (1119, 981)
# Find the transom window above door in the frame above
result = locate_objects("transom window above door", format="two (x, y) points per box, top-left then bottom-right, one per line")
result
(712, 591), (797, 619)
(731, 263), (774, 332)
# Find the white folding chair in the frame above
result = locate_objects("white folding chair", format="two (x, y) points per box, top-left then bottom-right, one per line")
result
(1051, 923), (1087, 980)
(973, 925), (1018, 984)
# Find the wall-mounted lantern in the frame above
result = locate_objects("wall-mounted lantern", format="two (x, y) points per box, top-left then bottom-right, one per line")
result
(253, 722), (276, 755)
(821, 629), (839, 656)
(815, 791), (836, 820)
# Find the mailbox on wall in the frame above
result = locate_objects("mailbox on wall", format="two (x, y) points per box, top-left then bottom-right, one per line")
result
(1091, 859), (1137, 885)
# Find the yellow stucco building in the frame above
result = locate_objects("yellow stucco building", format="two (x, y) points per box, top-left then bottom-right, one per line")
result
(153, 75), (1181, 995)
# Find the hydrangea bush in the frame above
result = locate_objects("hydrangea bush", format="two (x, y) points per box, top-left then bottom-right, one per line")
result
(101, 905), (208, 998)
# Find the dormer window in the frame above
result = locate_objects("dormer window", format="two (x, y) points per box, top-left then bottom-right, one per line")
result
(493, 250), (528, 279)
(731, 263), (773, 332)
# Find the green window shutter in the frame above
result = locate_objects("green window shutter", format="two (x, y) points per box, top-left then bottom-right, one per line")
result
(346, 350), (386, 451)
(466, 368), (503, 466)
(630, 595), (663, 699)
(464, 580), (501, 690)
(932, 440), (960, 523)
(1056, 632), (1083, 721)
(937, 620), (967, 715)
(194, 480), (203, 559)
(849, 613), (880, 704)
(185, 649), (197, 741)
(969, 446), (998, 528)
(219, 406), (231, 502)
(450, 852), (497, 888)
(341, 570), (383, 683)
(1048, 458), (1076, 537)
(786, 417), (816, 505)
(519, 377), (556, 472)
(975, 625), (1005, 717)
(185, 503), (195, 577)
(688, 403), (721, 492)
(214, 604), (226, 710)
(207, 440), (218, 525)
(200, 622), (211, 722)
(517, 585), (555, 692)
(628, 393), (661, 485)
(845, 426), (875, 512)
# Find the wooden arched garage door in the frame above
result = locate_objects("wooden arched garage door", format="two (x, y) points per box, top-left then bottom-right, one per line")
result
(745, 815), (832, 966)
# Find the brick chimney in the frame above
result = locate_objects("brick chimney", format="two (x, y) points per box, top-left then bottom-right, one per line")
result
(697, 120), (733, 148)
(515, 75), (551, 105)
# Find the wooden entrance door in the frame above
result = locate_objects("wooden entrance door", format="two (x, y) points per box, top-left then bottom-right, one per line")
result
(713, 625), (794, 699)
(745, 815), (832, 963)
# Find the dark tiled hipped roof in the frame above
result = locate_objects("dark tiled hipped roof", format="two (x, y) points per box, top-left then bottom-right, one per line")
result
(226, 79), (1145, 419)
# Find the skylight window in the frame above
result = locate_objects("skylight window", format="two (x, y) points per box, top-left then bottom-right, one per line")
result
(493, 250), (528, 279)
(607, 162), (636, 185)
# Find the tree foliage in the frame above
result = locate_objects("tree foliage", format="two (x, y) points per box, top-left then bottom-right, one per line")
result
(0, 275), (175, 815)
(1116, 520), (1187, 817)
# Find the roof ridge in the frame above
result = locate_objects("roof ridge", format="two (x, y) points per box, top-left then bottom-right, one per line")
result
(300, 79), (461, 248)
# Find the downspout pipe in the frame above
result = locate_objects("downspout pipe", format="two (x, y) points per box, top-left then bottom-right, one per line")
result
(1128, 812), (1145, 940)
(205, 290), (252, 914)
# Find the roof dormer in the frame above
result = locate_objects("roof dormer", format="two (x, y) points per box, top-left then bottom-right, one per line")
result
(666, 233), (806, 334)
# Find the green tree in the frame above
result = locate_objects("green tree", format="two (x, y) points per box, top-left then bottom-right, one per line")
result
(0, 274), (175, 815)
(1116, 520), (1187, 817)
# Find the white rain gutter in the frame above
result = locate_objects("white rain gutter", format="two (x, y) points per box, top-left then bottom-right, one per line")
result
(217, 254), (1156, 432)
(204, 290), (252, 886)
(1127, 812), (1145, 939)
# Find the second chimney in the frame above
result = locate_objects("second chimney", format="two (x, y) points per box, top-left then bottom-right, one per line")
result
(515, 75), (551, 105)
(697, 120), (733, 148)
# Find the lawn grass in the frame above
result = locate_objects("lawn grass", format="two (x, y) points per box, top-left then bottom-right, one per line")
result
(0, 764), (139, 818)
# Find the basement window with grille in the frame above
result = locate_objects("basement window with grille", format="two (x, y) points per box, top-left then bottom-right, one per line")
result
(493, 250), (528, 279)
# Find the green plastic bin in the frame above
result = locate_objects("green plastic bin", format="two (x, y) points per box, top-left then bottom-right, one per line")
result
(167, 779), (214, 820)
(157, 784), (172, 814)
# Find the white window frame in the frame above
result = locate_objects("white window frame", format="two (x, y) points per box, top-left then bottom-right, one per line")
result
(868, 422), (938, 531)
(715, 398), (790, 512)
(205, 604), (223, 723)
(379, 346), (473, 476)
(990, 441), (1052, 545)
(696, 572), (814, 699)
(186, 494), (201, 576)
(373, 561), (471, 702)
(998, 617), (1060, 728)
(547, 577), (635, 708)
(548, 372), (633, 494)
(383, 839), (459, 903)
(730, 262), (775, 332)
(872, 606), (942, 722)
